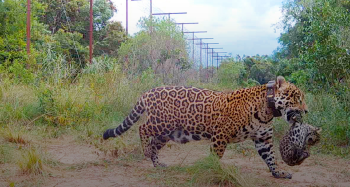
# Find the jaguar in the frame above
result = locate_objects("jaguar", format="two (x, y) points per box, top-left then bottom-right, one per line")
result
(103, 76), (308, 179)
(280, 112), (321, 166)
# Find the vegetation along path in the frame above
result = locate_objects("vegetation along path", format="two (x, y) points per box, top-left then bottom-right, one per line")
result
(1, 133), (349, 187)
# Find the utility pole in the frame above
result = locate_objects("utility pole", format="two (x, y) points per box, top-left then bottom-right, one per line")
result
(184, 31), (207, 64)
(152, 12), (187, 20)
(89, 0), (93, 64)
(203, 47), (223, 68)
(207, 51), (226, 69)
(195, 38), (213, 81)
(126, 0), (128, 35)
(26, 0), (31, 55)
(150, 0), (152, 17)
(204, 43), (209, 82)
(214, 55), (230, 69)
(150, 0), (152, 33)
(202, 43), (218, 81)
(175, 22), (198, 33)
(208, 48), (227, 77)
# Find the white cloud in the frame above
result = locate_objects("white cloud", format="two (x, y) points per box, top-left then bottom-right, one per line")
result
(111, 0), (283, 56)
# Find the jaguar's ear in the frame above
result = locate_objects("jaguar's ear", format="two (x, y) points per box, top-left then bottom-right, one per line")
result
(276, 76), (287, 89)
(316, 127), (322, 133)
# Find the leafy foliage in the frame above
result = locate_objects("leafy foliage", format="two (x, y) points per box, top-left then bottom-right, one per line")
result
(0, 0), (124, 73)
(217, 60), (246, 88)
(118, 17), (190, 84)
(276, 0), (350, 86)
(216, 55), (275, 88)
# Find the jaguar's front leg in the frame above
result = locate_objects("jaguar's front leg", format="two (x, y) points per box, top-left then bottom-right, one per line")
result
(254, 128), (292, 179)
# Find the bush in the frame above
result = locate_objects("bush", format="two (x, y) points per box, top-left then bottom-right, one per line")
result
(217, 60), (246, 89)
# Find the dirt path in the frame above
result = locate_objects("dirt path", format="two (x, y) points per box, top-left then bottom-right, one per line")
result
(43, 137), (153, 187)
(4, 137), (349, 187)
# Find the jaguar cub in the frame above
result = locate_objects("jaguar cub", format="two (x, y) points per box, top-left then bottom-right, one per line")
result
(280, 114), (321, 166)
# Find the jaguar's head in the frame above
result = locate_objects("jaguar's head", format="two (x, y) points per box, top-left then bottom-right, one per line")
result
(274, 76), (308, 123)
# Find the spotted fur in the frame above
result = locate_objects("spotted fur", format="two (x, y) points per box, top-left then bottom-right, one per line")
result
(280, 114), (321, 166)
(103, 76), (308, 179)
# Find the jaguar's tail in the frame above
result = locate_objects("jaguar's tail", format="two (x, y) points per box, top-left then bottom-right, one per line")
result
(103, 98), (145, 140)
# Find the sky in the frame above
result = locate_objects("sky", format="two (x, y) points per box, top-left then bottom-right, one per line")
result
(111, 0), (284, 57)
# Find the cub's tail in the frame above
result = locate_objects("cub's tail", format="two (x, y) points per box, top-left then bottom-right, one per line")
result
(103, 98), (145, 140)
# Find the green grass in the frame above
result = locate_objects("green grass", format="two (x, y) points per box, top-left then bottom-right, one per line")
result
(140, 154), (281, 187)
(0, 61), (349, 187)
(0, 64), (161, 131)
(305, 93), (350, 144)
(0, 142), (15, 164)
(0, 83), (41, 125)
(186, 154), (252, 187)
(140, 155), (250, 187)
(273, 91), (350, 158)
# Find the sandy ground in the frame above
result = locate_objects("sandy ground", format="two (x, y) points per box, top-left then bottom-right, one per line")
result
(1, 136), (349, 187)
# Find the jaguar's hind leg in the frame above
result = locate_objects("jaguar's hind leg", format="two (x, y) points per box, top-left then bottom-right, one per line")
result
(149, 135), (170, 167)
(139, 123), (152, 158)
(139, 123), (170, 167)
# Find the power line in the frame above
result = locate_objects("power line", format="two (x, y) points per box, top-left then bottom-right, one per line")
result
(175, 22), (199, 33)
(152, 12), (187, 19)
(185, 31), (207, 63)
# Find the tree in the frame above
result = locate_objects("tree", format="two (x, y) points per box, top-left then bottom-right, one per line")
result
(276, 0), (350, 86)
(217, 60), (246, 87)
(117, 17), (190, 84)
(94, 21), (127, 57)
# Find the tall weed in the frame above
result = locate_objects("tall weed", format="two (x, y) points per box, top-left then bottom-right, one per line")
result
(0, 82), (40, 125)
(305, 92), (350, 154)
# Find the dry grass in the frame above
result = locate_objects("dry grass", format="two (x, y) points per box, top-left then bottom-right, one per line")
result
(0, 125), (31, 145)
(17, 148), (44, 175)
(4, 131), (29, 145)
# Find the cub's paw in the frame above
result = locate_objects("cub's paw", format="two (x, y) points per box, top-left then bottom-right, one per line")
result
(152, 161), (167, 168)
(272, 170), (292, 179)
(157, 163), (167, 167)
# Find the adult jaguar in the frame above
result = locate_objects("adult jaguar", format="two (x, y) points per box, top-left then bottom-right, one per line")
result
(103, 76), (308, 179)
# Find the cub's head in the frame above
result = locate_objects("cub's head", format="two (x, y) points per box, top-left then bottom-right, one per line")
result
(274, 76), (308, 123)
(306, 124), (322, 146)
